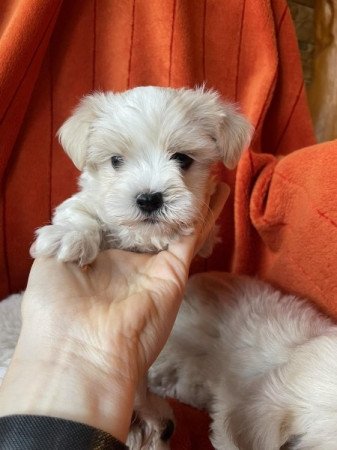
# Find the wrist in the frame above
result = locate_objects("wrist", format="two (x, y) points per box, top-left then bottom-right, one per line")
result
(0, 327), (136, 443)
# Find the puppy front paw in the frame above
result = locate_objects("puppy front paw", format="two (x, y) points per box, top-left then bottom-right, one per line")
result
(30, 225), (101, 266)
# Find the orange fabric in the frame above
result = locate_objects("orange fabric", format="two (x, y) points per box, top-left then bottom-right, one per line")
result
(235, 143), (337, 319)
(1, 0), (334, 448)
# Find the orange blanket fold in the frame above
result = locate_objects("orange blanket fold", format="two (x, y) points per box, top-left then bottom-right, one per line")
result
(235, 143), (337, 320)
(1, 1), (334, 448)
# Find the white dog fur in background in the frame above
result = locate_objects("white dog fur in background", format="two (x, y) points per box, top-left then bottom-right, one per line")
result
(0, 86), (252, 449)
(2, 273), (337, 450)
(150, 272), (337, 450)
(0, 294), (22, 385)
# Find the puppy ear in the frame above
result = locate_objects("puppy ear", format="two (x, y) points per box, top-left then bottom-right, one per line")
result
(215, 102), (253, 169)
(185, 88), (253, 169)
(280, 434), (303, 450)
(225, 362), (293, 449)
(57, 92), (108, 170)
(229, 400), (293, 450)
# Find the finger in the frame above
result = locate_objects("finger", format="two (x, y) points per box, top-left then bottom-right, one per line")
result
(201, 182), (230, 229)
(200, 182), (230, 235)
(168, 182), (230, 267)
(198, 175), (222, 218)
(194, 182), (230, 256)
(210, 182), (230, 214)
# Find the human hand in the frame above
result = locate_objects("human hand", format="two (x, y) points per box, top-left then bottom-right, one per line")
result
(0, 182), (229, 441)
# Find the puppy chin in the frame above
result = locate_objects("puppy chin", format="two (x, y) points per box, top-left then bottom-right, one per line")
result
(106, 218), (194, 253)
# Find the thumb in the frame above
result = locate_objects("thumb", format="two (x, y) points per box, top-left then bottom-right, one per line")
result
(168, 182), (230, 267)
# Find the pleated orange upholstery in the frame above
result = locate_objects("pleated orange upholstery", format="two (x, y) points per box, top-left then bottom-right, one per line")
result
(1, 1), (336, 447)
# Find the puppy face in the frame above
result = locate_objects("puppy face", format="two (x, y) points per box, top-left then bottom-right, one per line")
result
(58, 87), (252, 251)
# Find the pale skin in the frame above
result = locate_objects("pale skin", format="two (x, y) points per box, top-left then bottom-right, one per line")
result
(0, 183), (229, 444)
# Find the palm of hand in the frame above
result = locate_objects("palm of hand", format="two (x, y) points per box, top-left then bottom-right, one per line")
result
(22, 246), (188, 384)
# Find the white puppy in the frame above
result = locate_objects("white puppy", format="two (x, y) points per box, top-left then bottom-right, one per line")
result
(0, 86), (252, 449)
(149, 272), (337, 450)
(31, 86), (251, 264)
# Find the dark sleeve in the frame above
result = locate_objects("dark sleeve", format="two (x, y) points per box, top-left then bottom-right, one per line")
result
(0, 415), (129, 450)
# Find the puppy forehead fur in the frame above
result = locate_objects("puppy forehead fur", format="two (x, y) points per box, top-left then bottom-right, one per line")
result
(90, 87), (219, 162)
(58, 86), (252, 171)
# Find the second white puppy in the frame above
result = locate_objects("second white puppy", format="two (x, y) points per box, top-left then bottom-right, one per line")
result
(150, 272), (337, 450)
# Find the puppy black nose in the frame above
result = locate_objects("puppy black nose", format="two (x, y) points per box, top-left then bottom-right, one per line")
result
(160, 419), (175, 442)
(136, 192), (163, 214)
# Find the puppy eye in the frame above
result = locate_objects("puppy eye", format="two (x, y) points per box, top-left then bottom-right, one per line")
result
(111, 155), (124, 169)
(171, 153), (193, 170)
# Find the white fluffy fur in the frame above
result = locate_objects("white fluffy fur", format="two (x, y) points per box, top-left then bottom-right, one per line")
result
(0, 294), (22, 385)
(150, 272), (337, 450)
(0, 87), (252, 449)
(31, 86), (252, 264)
